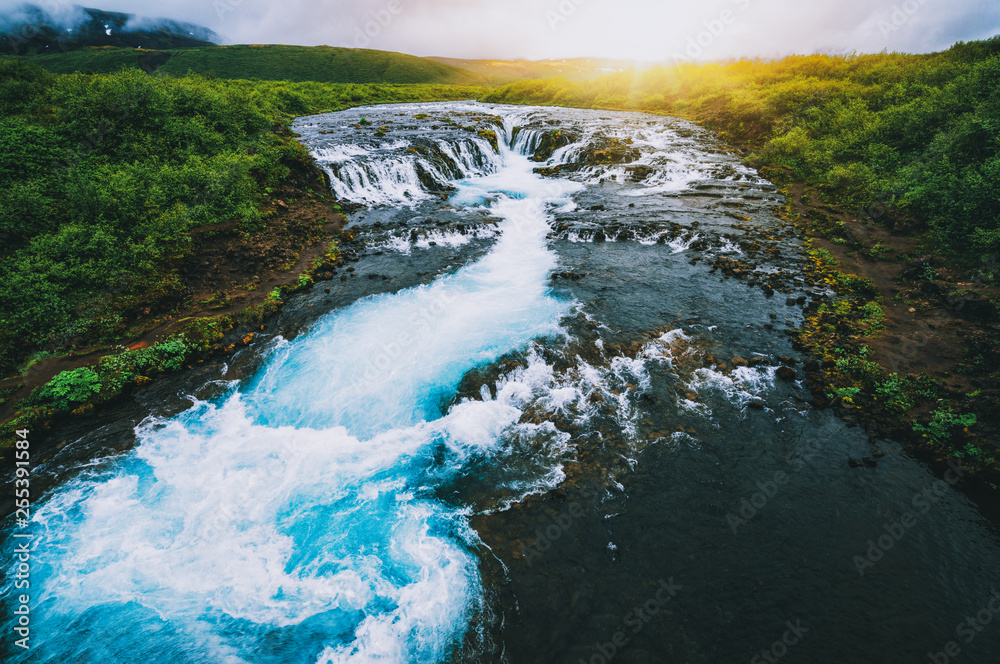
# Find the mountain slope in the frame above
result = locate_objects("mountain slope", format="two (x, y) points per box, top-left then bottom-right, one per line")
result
(0, 4), (217, 54)
(20, 44), (496, 85)
(427, 56), (647, 82)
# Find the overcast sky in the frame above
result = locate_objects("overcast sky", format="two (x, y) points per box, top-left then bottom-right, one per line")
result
(7, 0), (1000, 61)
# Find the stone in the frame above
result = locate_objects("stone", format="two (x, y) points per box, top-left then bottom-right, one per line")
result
(776, 366), (797, 382)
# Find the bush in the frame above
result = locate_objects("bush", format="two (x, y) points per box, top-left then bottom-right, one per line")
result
(34, 367), (102, 411)
(914, 408), (978, 445)
(0, 61), (482, 375)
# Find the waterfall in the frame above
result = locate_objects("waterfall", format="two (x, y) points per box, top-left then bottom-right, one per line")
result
(5, 106), (583, 664)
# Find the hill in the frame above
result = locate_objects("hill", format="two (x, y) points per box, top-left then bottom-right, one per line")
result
(22, 44), (496, 85)
(427, 56), (649, 82)
(0, 4), (216, 55)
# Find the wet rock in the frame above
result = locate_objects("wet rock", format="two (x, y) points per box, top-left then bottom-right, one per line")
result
(592, 231), (606, 243)
(862, 457), (878, 468)
(776, 366), (797, 382)
(732, 357), (749, 368)
(748, 399), (766, 410)
(777, 355), (799, 366)
(848, 458), (862, 468)
(624, 165), (656, 182)
(531, 129), (577, 162)
(786, 297), (798, 306)
(581, 137), (641, 165)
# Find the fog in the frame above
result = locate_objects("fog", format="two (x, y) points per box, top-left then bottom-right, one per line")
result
(3, 0), (998, 61)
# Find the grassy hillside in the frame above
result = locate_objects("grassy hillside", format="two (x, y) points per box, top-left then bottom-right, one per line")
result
(427, 56), (644, 82)
(0, 58), (485, 385)
(24, 44), (495, 85)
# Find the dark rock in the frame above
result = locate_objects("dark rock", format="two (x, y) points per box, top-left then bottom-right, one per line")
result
(776, 366), (797, 382)
(848, 458), (862, 468)
(732, 357), (749, 367)
(748, 399), (766, 410)
(777, 355), (799, 366)
(862, 457), (878, 467)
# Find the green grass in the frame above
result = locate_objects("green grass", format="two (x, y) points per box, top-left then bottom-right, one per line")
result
(22, 44), (496, 86)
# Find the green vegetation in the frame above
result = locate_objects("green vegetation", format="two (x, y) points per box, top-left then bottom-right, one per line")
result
(33, 367), (102, 411)
(484, 38), (1000, 263)
(26, 336), (192, 413)
(24, 44), (494, 86)
(914, 408), (978, 446)
(0, 58), (485, 378)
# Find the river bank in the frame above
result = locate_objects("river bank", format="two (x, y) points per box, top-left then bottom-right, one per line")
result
(0, 62), (490, 457)
(5, 101), (1000, 664)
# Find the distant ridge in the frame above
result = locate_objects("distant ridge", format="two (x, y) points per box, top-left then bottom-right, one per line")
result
(0, 4), (217, 55)
(427, 56), (653, 82)
(16, 44), (496, 86)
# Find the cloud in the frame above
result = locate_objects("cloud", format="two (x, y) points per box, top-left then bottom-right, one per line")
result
(3, 0), (998, 60)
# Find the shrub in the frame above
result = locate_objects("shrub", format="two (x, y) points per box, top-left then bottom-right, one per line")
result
(34, 367), (102, 411)
(914, 408), (978, 445)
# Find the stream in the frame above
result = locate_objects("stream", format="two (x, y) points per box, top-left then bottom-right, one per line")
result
(4, 102), (1000, 664)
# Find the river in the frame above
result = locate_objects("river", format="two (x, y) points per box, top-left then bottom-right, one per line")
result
(4, 102), (1000, 664)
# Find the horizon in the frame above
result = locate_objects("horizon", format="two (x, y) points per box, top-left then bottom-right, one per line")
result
(1, 0), (999, 62)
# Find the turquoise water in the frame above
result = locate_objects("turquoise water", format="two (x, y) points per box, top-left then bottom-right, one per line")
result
(6, 140), (580, 664)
